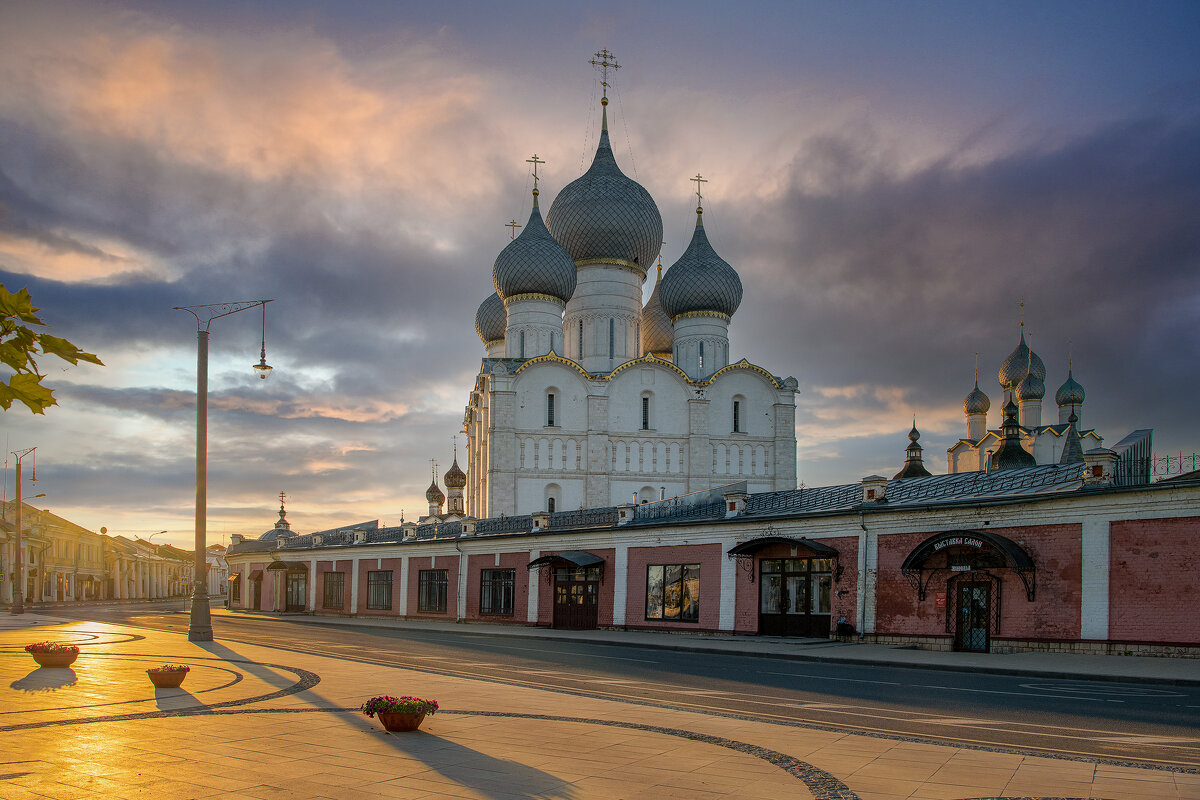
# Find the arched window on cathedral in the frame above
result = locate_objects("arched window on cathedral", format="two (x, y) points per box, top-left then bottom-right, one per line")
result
(520, 331), (525, 359)
(578, 320), (583, 359)
(641, 394), (652, 430)
(733, 396), (744, 433)
(699, 341), (705, 372)
(547, 497), (556, 512)
(546, 392), (556, 427)
(609, 318), (615, 361)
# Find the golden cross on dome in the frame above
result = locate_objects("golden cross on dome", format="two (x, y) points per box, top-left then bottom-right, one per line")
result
(526, 154), (545, 193)
(690, 173), (707, 210)
(505, 219), (522, 240)
(589, 49), (620, 98)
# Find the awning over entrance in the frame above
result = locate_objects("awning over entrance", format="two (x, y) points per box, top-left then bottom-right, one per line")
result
(900, 529), (1036, 601)
(248, 570), (263, 581)
(726, 535), (839, 557)
(226, 574), (239, 582)
(527, 550), (605, 570)
(265, 561), (308, 572)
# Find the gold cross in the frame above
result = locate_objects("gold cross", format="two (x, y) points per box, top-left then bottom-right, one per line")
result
(526, 154), (545, 192)
(690, 173), (707, 208)
(589, 49), (620, 96)
(278, 491), (286, 506)
(505, 219), (522, 240)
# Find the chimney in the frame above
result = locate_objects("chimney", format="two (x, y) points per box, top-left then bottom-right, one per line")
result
(861, 475), (888, 503)
(1082, 448), (1119, 486)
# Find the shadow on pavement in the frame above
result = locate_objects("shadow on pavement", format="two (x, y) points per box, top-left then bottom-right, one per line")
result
(154, 687), (199, 710)
(11, 667), (77, 692)
(378, 730), (577, 800)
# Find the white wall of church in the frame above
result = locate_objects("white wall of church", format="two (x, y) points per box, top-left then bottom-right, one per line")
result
(607, 366), (691, 435)
(512, 364), (588, 431)
(705, 371), (779, 439)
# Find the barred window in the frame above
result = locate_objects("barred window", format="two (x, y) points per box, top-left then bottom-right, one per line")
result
(609, 318), (614, 359)
(547, 393), (555, 426)
(646, 564), (700, 622)
(480, 569), (515, 615)
(367, 570), (393, 610)
(578, 319), (583, 357)
(322, 572), (345, 609)
(418, 569), (448, 613)
(641, 396), (650, 430)
(733, 400), (741, 433)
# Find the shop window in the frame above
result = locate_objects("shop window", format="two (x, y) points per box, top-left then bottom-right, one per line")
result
(322, 572), (345, 609)
(418, 569), (448, 613)
(645, 563), (700, 622)
(480, 568), (515, 615)
(366, 570), (393, 610)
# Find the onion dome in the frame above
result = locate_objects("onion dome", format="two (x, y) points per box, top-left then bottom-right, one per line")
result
(999, 329), (1045, 389)
(964, 377), (990, 415)
(641, 261), (673, 355)
(1016, 369), (1045, 401)
(443, 457), (466, 490)
(659, 210), (743, 319)
(990, 400), (1036, 470)
(493, 194), (577, 302)
(893, 423), (933, 479)
(1056, 368), (1086, 407)
(547, 108), (663, 272)
(475, 292), (507, 344)
(425, 478), (445, 505)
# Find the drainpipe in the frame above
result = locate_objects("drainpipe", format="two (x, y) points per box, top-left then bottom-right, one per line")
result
(857, 512), (868, 639)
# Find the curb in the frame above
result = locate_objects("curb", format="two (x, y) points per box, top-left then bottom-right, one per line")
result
(218, 609), (1200, 688)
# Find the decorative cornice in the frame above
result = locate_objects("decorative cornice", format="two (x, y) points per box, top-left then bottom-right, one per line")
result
(702, 358), (783, 388)
(483, 339), (504, 348)
(608, 352), (693, 382)
(513, 350), (591, 379)
(671, 310), (731, 324)
(575, 257), (646, 273)
(503, 293), (566, 307)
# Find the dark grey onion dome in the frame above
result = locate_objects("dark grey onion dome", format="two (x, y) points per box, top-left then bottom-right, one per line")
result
(425, 479), (445, 505)
(998, 330), (1045, 389)
(964, 381), (990, 415)
(991, 400), (1037, 470)
(1016, 368), (1045, 401)
(893, 424), (933, 479)
(493, 198), (577, 302)
(475, 292), (507, 344)
(547, 125), (663, 271)
(659, 214), (743, 319)
(443, 457), (466, 490)
(1056, 369), (1086, 407)
(641, 268), (673, 354)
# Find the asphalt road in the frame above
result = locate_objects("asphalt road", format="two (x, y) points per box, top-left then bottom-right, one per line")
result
(43, 602), (1200, 769)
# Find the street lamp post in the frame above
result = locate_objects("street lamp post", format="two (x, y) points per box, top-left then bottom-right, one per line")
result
(9, 447), (36, 615)
(175, 300), (273, 642)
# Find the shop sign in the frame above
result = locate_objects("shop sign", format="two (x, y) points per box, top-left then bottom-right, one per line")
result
(935, 592), (946, 608)
(933, 536), (984, 552)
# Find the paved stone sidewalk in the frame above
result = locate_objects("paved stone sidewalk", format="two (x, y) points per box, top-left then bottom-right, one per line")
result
(1, 614), (1197, 799)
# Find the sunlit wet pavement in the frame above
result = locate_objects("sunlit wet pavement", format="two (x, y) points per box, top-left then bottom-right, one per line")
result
(2, 613), (1197, 799)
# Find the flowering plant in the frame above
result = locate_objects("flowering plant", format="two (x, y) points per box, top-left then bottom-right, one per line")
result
(360, 695), (439, 718)
(24, 642), (79, 655)
(146, 664), (190, 673)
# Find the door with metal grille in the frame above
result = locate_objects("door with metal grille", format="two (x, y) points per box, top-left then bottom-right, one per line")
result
(955, 580), (991, 652)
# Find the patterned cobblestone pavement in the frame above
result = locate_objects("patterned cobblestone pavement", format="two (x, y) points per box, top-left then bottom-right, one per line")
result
(3, 615), (1196, 799)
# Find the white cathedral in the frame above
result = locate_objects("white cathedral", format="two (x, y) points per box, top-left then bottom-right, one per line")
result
(459, 68), (798, 518)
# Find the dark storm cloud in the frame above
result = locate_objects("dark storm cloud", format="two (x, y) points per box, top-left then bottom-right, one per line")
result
(724, 113), (1200, 482)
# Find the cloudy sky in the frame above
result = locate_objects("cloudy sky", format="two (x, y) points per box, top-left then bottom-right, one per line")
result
(2, 1), (1198, 548)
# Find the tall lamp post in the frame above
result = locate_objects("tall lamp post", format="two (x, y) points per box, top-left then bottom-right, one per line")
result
(175, 300), (273, 641)
(9, 447), (36, 615)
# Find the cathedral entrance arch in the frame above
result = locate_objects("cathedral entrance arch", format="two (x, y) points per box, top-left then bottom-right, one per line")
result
(528, 551), (604, 630)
